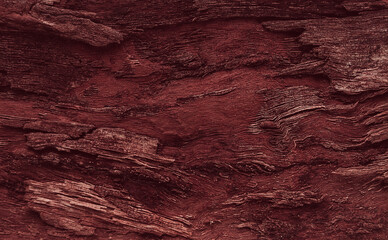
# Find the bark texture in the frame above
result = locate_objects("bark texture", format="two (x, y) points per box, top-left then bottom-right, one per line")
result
(0, 0), (387, 239)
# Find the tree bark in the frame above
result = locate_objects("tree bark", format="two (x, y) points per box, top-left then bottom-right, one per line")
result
(0, 0), (387, 239)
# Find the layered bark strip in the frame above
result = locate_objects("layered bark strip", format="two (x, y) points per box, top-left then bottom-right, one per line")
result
(25, 180), (191, 237)
(0, 0), (387, 239)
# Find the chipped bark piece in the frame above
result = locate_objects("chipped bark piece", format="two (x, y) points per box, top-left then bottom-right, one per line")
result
(224, 190), (322, 208)
(24, 125), (188, 191)
(26, 132), (71, 151)
(1, 2), (123, 47)
(26, 127), (174, 165)
(76, 127), (159, 154)
(24, 120), (95, 138)
(62, 128), (175, 164)
(0, 116), (95, 138)
(31, 3), (124, 47)
(263, 10), (388, 94)
(25, 180), (192, 238)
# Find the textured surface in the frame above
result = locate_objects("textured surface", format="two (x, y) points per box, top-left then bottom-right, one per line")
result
(0, 0), (387, 239)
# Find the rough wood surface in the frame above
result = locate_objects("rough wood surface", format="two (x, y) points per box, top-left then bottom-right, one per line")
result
(0, 0), (387, 239)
